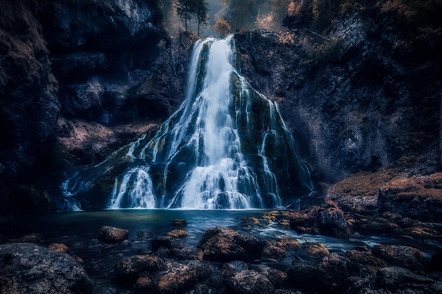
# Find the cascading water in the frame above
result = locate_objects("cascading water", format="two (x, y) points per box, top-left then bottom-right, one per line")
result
(60, 36), (314, 211)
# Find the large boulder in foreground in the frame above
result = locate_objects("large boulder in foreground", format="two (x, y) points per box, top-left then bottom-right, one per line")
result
(115, 255), (164, 283)
(289, 201), (353, 239)
(347, 266), (442, 294)
(372, 245), (425, 271)
(0, 243), (92, 294)
(378, 173), (442, 222)
(197, 227), (264, 262)
(98, 226), (128, 243)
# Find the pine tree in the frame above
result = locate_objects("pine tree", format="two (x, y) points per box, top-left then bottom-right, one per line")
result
(176, 0), (195, 31)
(195, 0), (209, 35)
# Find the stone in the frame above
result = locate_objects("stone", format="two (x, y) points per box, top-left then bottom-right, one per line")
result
(115, 255), (164, 283)
(347, 266), (442, 294)
(222, 261), (249, 279)
(287, 263), (322, 292)
(165, 229), (187, 238)
(372, 245), (425, 271)
(98, 226), (128, 243)
(298, 242), (329, 258)
(48, 243), (68, 254)
(0, 243), (92, 293)
(318, 253), (351, 292)
(153, 261), (212, 293)
(250, 264), (287, 287)
(172, 219), (187, 227)
(197, 227), (264, 262)
(345, 247), (387, 277)
(224, 270), (274, 294)
(12, 233), (43, 244)
(427, 250), (442, 272)
(151, 237), (172, 252)
(169, 246), (203, 261)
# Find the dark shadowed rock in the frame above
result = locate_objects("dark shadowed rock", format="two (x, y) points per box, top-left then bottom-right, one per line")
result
(197, 227), (264, 262)
(151, 237), (172, 252)
(427, 250), (442, 272)
(169, 246), (203, 261)
(318, 253), (351, 292)
(224, 270), (274, 294)
(347, 266), (442, 294)
(262, 237), (300, 259)
(319, 205), (353, 238)
(98, 226), (128, 243)
(372, 245), (425, 271)
(378, 173), (442, 222)
(345, 247), (387, 277)
(48, 243), (69, 254)
(250, 264), (287, 287)
(153, 261), (212, 293)
(10, 233), (43, 244)
(115, 255), (164, 283)
(172, 219), (187, 227)
(287, 263), (322, 292)
(0, 243), (92, 294)
(222, 261), (249, 279)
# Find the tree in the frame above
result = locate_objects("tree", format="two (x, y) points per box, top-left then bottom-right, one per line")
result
(214, 19), (231, 37)
(195, 0), (209, 35)
(176, 0), (196, 30)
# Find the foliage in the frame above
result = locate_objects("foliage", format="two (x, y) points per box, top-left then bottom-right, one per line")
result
(176, 0), (209, 33)
(214, 19), (231, 37)
(196, 0), (209, 35)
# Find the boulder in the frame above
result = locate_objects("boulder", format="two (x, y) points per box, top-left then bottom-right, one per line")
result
(115, 255), (164, 283)
(378, 173), (442, 222)
(98, 226), (128, 243)
(153, 261), (212, 293)
(297, 242), (329, 259)
(427, 250), (442, 272)
(318, 253), (351, 292)
(222, 261), (249, 279)
(172, 219), (187, 227)
(286, 263), (322, 292)
(224, 270), (274, 294)
(197, 227), (264, 262)
(169, 246), (203, 261)
(11, 233), (43, 244)
(0, 243), (92, 293)
(48, 243), (69, 254)
(249, 264), (287, 287)
(372, 245), (425, 271)
(347, 266), (442, 294)
(165, 229), (187, 238)
(151, 237), (172, 252)
(345, 247), (387, 277)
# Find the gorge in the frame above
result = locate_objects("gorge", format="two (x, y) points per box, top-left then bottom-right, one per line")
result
(0, 0), (441, 293)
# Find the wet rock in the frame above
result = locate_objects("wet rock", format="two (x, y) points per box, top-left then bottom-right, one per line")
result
(289, 202), (352, 239)
(169, 246), (203, 261)
(48, 243), (68, 254)
(98, 226), (128, 243)
(241, 217), (260, 226)
(137, 231), (154, 240)
(115, 255), (164, 283)
(345, 247), (387, 277)
(372, 245), (425, 271)
(135, 276), (153, 292)
(319, 204), (352, 239)
(151, 237), (172, 252)
(12, 233), (43, 244)
(287, 263), (321, 292)
(346, 266), (442, 294)
(153, 261), (212, 293)
(262, 237), (299, 259)
(197, 227), (264, 262)
(298, 242), (329, 259)
(427, 250), (442, 272)
(224, 270), (274, 294)
(172, 219), (187, 227)
(165, 229), (187, 238)
(0, 243), (92, 293)
(222, 261), (249, 279)
(318, 253), (351, 292)
(250, 264), (287, 287)
(378, 173), (442, 222)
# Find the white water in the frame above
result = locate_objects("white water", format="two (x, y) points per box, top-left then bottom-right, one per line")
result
(61, 36), (314, 210)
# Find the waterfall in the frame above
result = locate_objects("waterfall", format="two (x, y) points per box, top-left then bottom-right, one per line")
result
(61, 36), (314, 210)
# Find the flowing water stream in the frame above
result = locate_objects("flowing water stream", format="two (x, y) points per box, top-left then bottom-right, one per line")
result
(61, 36), (314, 210)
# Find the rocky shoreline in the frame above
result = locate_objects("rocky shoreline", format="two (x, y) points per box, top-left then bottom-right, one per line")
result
(1, 195), (441, 294)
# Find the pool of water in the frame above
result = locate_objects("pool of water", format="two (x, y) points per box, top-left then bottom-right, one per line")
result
(1, 210), (441, 257)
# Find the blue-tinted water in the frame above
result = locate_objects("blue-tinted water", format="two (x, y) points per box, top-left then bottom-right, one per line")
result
(1, 210), (440, 257)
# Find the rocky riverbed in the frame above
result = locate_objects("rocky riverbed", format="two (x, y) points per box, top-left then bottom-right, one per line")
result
(1, 200), (441, 293)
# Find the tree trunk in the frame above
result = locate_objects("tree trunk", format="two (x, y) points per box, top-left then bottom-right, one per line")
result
(198, 21), (200, 35)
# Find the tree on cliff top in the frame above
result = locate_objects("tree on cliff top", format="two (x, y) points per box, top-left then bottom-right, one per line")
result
(214, 19), (231, 37)
(196, 0), (209, 35)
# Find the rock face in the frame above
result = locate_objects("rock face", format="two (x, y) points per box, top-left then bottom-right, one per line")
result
(98, 226), (128, 243)
(0, 243), (92, 293)
(0, 0), (193, 214)
(197, 227), (264, 262)
(378, 173), (442, 222)
(234, 3), (441, 185)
